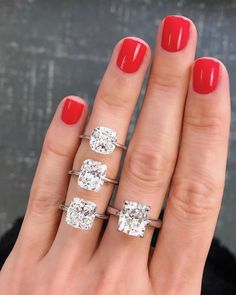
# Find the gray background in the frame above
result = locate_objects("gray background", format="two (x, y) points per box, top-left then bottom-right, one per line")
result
(0, 0), (235, 255)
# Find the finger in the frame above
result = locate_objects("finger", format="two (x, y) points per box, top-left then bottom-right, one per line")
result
(11, 96), (88, 263)
(99, 16), (197, 265)
(150, 59), (230, 294)
(51, 37), (151, 263)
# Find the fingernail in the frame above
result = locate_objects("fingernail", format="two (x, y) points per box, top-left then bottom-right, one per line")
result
(161, 16), (190, 52)
(61, 97), (84, 125)
(117, 38), (147, 73)
(193, 58), (220, 94)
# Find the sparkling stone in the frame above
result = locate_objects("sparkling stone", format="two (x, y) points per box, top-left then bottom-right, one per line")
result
(89, 126), (118, 154)
(118, 201), (150, 238)
(65, 197), (96, 230)
(78, 159), (107, 192)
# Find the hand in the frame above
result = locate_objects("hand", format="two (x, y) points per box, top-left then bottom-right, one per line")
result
(0, 15), (230, 295)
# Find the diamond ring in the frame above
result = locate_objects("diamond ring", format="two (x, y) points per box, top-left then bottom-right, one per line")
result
(80, 126), (127, 154)
(59, 197), (108, 230)
(106, 200), (162, 238)
(69, 159), (119, 192)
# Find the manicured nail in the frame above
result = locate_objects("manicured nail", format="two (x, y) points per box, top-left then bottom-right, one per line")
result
(161, 16), (190, 52)
(117, 38), (147, 73)
(193, 58), (220, 94)
(61, 97), (84, 125)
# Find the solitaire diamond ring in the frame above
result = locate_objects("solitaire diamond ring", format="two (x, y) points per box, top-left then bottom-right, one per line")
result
(106, 200), (162, 238)
(80, 126), (127, 154)
(59, 197), (108, 230)
(69, 159), (119, 192)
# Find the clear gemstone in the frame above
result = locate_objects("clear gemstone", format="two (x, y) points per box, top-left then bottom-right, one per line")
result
(118, 201), (150, 238)
(78, 159), (107, 191)
(89, 126), (118, 154)
(65, 197), (96, 230)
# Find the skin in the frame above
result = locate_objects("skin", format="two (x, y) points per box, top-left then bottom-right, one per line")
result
(0, 17), (230, 295)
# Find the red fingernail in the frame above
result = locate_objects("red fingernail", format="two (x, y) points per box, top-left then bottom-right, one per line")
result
(61, 97), (84, 125)
(193, 58), (220, 94)
(117, 38), (147, 73)
(161, 16), (190, 52)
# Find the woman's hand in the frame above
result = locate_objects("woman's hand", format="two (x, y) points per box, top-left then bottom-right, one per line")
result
(0, 15), (230, 295)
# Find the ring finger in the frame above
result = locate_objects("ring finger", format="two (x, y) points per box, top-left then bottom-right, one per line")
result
(49, 37), (151, 264)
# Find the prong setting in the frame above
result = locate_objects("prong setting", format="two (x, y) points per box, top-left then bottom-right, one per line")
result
(89, 126), (118, 154)
(65, 197), (96, 230)
(78, 159), (107, 192)
(146, 206), (151, 212)
(117, 200), (151, 238)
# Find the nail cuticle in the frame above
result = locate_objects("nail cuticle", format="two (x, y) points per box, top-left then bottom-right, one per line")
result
(193, 58), (220, 94)
(61, 98), (84, 125)
(117, 38), (147, 73)
(161, 15), (191, 52)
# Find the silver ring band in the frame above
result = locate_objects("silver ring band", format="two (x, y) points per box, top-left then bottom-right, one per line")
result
(106, 206), (162, 229)
(69, 170), (119, 185)
(79, 134), (127, 151)
(59, 203), (108, 220)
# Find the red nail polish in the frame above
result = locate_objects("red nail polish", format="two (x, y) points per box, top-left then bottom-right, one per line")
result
(161, 16), (190, 52)
(117, 38), (147, 73)
(193, 58), (220, 94)
(61, 98), (84, 125)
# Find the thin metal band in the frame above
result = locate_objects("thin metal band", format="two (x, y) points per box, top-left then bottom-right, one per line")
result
(79, 135), (90, 140)
(59, 203), (109, 220)
(79, 134), (127, 151)
(115, 142), (127, 150)
(104, 177), (119, 185)
(106, 206), (162, 229)
(69, 170), (119, 185)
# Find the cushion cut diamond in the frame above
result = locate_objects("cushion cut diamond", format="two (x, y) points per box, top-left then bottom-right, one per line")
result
(65, 197), (96, 230)
(78, 159), (107, 192)
(118, 201), (150, 238)
(89, 126), (118, 154)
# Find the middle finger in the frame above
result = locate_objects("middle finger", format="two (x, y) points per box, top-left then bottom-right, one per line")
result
(99, 16), (197, 266)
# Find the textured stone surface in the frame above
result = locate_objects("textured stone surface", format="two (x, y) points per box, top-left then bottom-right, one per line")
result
(118, 201), (150, 237)
(90, 126), (118, 154)
(78, 159), (107, 192)
(65, 197), (96, 230)
(0, 0), (235, 254)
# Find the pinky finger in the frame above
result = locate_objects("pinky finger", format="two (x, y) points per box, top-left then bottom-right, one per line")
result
(150, 59), (230, 293)
(7, 96), (88, 265)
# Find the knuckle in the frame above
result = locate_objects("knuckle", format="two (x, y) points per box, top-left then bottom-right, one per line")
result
(99, 90), (130, 110)
(42, 136), (71, 159)
(125, 147), (172, 188)
(149, 70), (182, 93)
(169, 178), (220, 221)
(29, 187), (63, 217)
(184, 115), (226, 139)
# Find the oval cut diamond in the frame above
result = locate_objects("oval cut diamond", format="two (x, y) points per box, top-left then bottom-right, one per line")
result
(89, 126), (118, 154)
